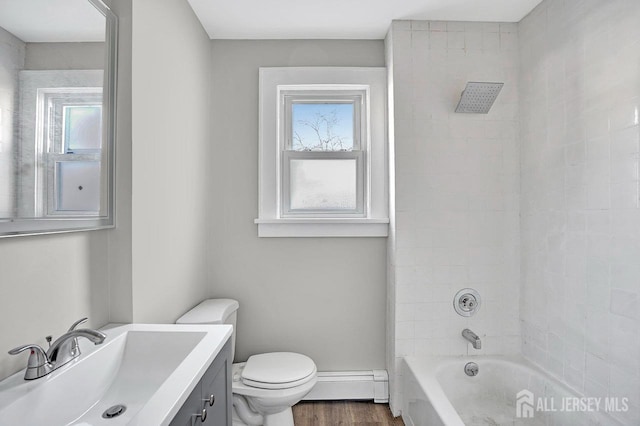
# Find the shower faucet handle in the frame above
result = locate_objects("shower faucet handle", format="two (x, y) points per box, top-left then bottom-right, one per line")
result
(453, 288), (481, 317)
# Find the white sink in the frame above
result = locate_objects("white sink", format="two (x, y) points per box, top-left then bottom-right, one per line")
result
(0, 323), (232, 425)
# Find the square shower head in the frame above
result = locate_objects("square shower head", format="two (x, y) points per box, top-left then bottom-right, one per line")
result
(455, 82), (504, 114)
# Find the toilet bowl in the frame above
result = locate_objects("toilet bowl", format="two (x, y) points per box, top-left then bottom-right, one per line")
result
(232, 354), (317, 425)
(177, 299), (317, 426)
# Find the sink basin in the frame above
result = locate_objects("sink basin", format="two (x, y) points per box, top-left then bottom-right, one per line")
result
(0, 323), (232, 425)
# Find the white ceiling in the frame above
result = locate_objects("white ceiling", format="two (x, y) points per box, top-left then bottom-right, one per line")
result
(187, 0), (544, 40)
(0, 0), (544, 43)
(0, 0), (105, 43)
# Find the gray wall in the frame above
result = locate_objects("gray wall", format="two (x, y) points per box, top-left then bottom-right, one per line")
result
(209, 40), (387, 370)
(24, 42), (104, 70)
(129, 0), (211, 322)
(0, 232), (110, 380)
(105, 0), (133, 323)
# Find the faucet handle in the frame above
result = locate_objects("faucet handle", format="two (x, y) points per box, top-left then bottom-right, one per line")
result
(67, 317), (88, 357)
(68, 317), (88, 332)
(8, 344), (53, 379)
(8, 344), (49, 367)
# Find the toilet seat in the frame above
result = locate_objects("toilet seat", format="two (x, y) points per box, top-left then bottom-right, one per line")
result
(240, 352), (316, 390)
(232, 363), (317, 399)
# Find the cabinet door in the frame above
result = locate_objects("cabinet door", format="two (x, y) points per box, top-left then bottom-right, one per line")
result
(201, 340), (232, 426)
(169, 381), (202, 426)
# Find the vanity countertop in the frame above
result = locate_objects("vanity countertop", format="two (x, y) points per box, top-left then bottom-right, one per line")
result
(0, 323), (232, 425)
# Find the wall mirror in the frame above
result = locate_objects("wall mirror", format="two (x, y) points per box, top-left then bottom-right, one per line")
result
(0, 0), (117, 237)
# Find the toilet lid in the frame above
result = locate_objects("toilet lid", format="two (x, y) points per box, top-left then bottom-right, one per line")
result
(241, 352), (316, 390)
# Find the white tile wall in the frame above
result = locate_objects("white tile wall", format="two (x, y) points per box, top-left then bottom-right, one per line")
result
(519, 1), (640, 424)
(386, 19), (521, 414)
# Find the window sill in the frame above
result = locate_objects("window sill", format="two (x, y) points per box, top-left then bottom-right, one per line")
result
(254, 218), (389, 238)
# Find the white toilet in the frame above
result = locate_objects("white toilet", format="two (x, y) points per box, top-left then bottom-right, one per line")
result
(176, 299), (317, 426)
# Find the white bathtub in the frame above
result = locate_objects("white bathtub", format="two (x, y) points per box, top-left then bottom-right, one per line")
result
(402, 356), (622, 426)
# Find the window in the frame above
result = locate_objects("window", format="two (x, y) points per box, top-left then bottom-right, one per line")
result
(42, 88), (103, 216)
(282, 91), (365, 216)
(256, 67), (388, 237)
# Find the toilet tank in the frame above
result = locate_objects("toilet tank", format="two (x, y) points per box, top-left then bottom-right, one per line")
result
(176, 299), (239, 361)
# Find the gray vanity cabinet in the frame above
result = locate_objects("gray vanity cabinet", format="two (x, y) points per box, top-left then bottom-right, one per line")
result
(169, 339), (232, 426)
(169, 381), (202, 426)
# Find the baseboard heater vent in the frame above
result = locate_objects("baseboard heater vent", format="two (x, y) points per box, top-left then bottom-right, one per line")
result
(303, 370), (389, 403)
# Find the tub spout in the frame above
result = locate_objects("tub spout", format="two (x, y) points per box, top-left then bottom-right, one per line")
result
(462, 329), (481, 349)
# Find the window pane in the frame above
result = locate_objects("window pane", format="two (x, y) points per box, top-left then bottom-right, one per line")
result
(289, 159), (357, 210)
(56, 161), (101, 211)
(292, 103), (353, 151)
(64, 106), (102, 151)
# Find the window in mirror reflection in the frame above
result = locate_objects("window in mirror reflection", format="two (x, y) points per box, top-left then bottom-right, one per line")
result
(41, 88), (103, 215)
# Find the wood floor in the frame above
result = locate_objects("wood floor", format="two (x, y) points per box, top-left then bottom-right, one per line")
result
(293, 401), (405, 426)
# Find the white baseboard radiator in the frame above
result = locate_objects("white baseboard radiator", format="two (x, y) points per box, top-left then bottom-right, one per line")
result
(303, 370), (389, 403)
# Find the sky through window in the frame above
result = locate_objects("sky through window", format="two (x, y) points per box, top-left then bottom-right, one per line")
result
(291, 103), (354, 151)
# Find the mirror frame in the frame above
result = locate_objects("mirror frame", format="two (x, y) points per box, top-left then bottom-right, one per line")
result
(0, 0), (118, 238)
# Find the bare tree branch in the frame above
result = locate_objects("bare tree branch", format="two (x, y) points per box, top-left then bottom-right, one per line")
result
(293, 109), (350, 152)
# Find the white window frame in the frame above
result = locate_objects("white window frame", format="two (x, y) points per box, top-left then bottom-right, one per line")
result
(256, 67), (388, 237)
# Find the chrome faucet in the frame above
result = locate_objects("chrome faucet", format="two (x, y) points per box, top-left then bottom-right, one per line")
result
(47, 328), (106, 366)
(462, 328), (482, 350)
(8, 317), (106, 380)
